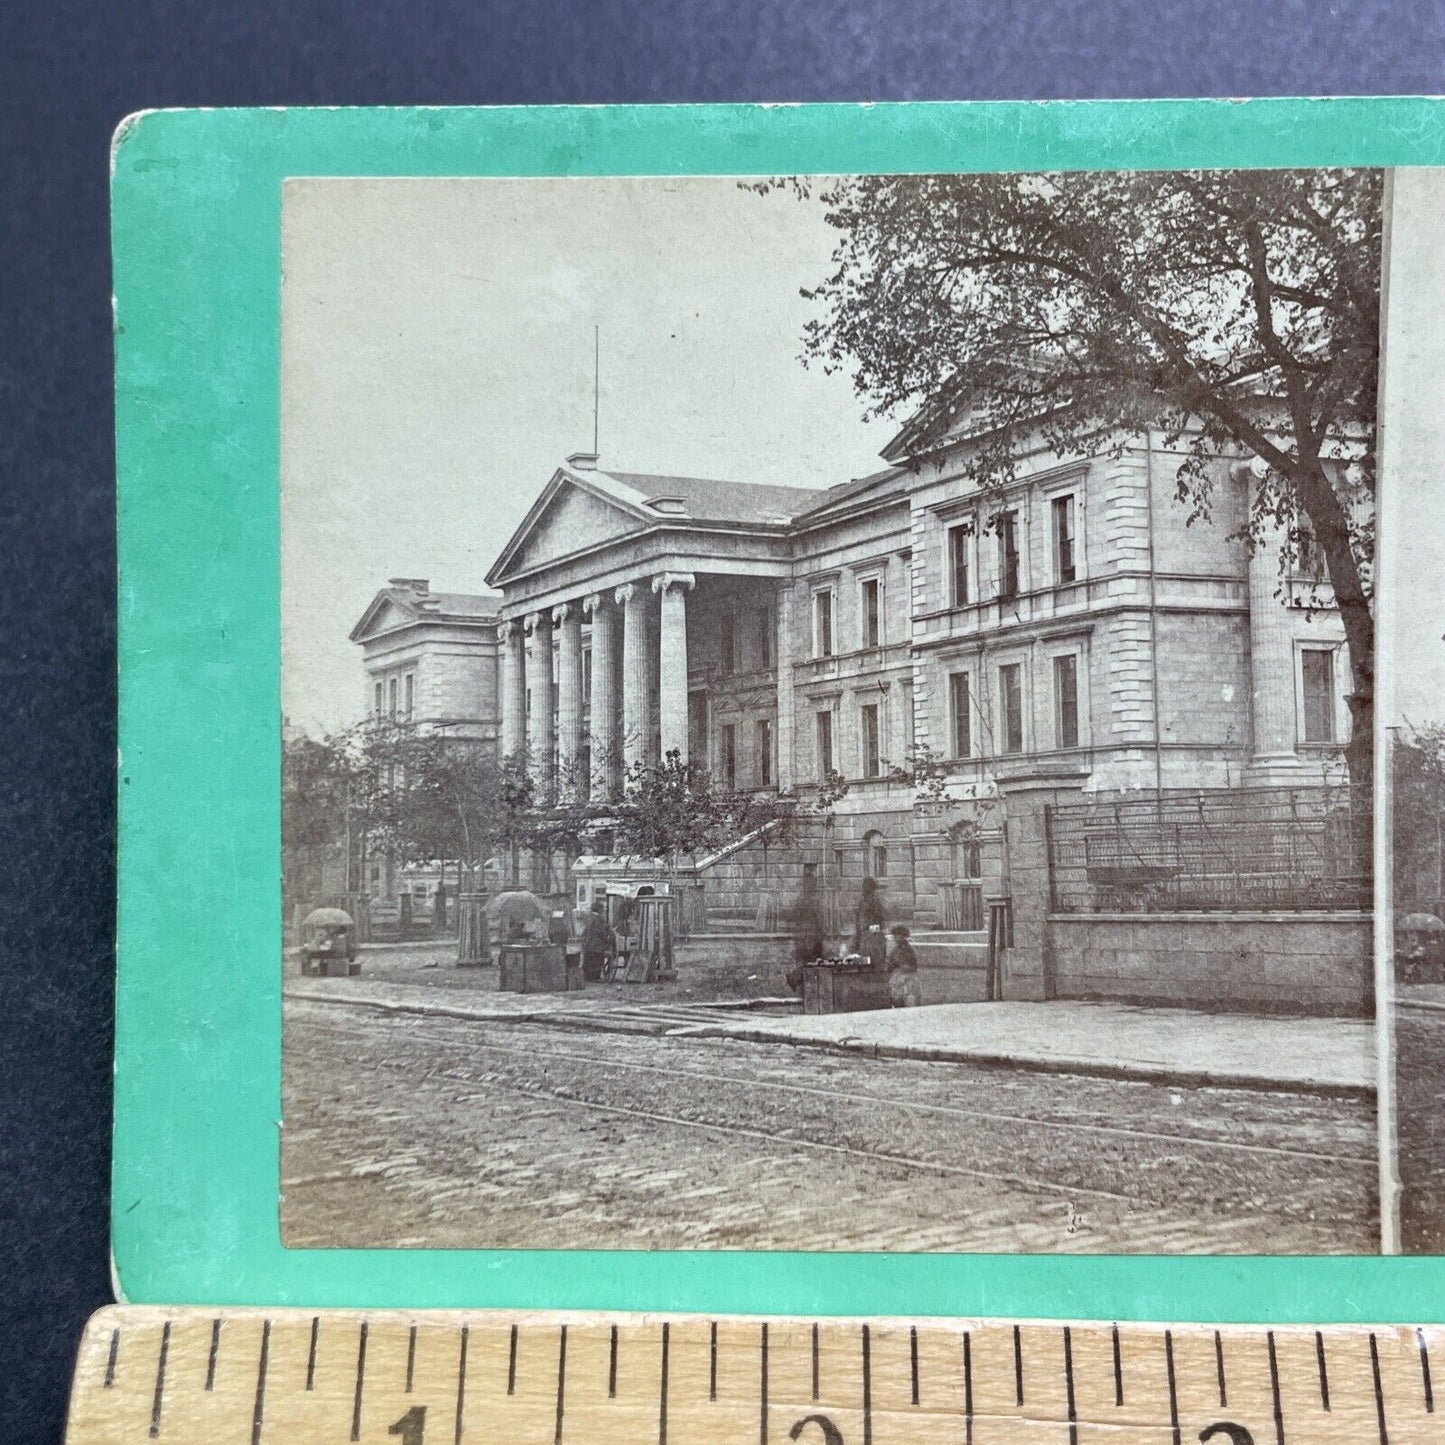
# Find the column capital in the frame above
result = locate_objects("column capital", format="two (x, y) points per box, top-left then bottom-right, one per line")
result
(524, 609), (552, 635)
(581, 592), (607, 616)
(651, 571), (696, 595)
(552, 601), (574, 626)
(497, 618), (521, 644)
(614, 582), (639, 606)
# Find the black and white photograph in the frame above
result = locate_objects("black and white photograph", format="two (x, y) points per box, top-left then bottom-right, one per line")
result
(280, 168), (1385, 1255)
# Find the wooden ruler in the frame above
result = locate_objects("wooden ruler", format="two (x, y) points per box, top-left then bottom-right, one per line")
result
(65, 1307), (1443, 1444)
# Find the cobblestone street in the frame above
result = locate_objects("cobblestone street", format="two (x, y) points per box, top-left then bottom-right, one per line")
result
(282, 990), (1378, 1254)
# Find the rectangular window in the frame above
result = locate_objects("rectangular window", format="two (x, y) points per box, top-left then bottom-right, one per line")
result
(860, 703), (881, 779)
(814, 589), (835, 657)
(374, 681), (384, 716)
(756, 717), (773, 787)
(999, 663), (1024, 754)
(1051, 495), (1077, 584)
(1053, 654), (1079, 749)
(948, 671), (972, 758)
(758, 609), (773, 670)
(947, 523), (970, 607)
(997, 511), (1020, 601)
(720, 724), (737, 787)
(720, 620), (736, 676)
(860, 577), (881, 648)
(404, 673), (415, 720)
(1296, 521), (1328, 583)
(816, 710), (834, 779)
(1302, 648), (1336, 743)
(388, 677), (399, 719)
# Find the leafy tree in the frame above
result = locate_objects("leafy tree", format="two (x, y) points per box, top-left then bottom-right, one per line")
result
(612, 750), (790, 861)
(770, 168), (1381, 792)
(282, 727), (357, 908)
(282, 729), (354, 855)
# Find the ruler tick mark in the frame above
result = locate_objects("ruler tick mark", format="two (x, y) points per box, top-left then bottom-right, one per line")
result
(206, 1319), (221, 1392)
(508, 1323), (518, 1395)
(351, 1322), (368, 1442)
(760, 1323), (769, 1445)
(658, 1323), (669, 1445)
(406, 1324), (417, 1394)
(1371, 1332), (1389, 1445)
(861, 1325), (872, 1445)
(1214, 1329), (1227, 1409)
(104, 1328), (119, 1389)
(1419, 1328), (1435, 1413)
(555, 1325), (567, 1445)
(1013, 1324), (1023, 1407)
(454, 1325), (469, 1445)
(1266, 1330), (1284, 1445)
(1111, 1322), (1123, 1406)
(250, 1320), (271, 1445)
(306, 1316), (319, 1392)
(811, 1321), (819, 1402)
(910, 1325), (919, 1405)
(1315, 1330), (1330, 1412)
(608, 1325), (618, 1398)
(962, 1331), (973, 1445)
(1164, 1329), (1180, 1445)
(1063, 1326), (1077, 1445)
(148, 1319), (171, 1438)
(710, 1321), (717, 1401)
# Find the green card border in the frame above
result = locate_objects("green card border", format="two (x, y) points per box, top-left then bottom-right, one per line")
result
(114, 98), (1444, 1318)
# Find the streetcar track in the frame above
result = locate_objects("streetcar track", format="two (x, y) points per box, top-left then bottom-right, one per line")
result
(296, 1007), (1373, 1171)
(292, 1046), (1145, 1206)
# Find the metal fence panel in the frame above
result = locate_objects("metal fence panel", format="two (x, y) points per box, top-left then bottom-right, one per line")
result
(1046, 786), (1370, 914)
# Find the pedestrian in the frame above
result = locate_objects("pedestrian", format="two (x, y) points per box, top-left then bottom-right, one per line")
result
(862, 921), (887, 974)
(887, 924), (921, 1007)
(581, 899), (613, 983)
(853, 876), (886, 953)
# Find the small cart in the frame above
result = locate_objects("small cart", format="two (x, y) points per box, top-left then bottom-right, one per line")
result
(300, 907), (358, 977)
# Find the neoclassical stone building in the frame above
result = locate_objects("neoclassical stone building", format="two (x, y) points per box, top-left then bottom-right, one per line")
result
(481, 406), (1351, 870)
(352, 410), (1364, 1008)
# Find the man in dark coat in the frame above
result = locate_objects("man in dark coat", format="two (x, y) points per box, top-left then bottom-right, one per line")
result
(581, 900), (613, 983)
(853, 876), (886, 953)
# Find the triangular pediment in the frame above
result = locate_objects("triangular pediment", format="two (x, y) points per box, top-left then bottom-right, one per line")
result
(350, 593), (417, 643)
(486, 468), (653, 585)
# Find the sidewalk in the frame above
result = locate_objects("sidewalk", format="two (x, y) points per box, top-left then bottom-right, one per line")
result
(287, 974), (1375, 1096)
(675, 1000), (1377, 1096)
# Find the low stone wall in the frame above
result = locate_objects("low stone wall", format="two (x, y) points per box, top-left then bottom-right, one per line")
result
(674, 934), (792, 972)
(1044, 911), (1373, 1017)
(913, 933), (992, 1004)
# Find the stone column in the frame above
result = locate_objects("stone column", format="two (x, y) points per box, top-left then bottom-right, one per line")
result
(525, 610), (556, 797)
(554, 601), (584, 801)
(774, 582), (795, 790)
(616, 582), (649, 778)
(652, 572), (695, 763)
(583, 592), (618, 798)
(499, 619), (526, 762)
(1240, 469), (1304, 784)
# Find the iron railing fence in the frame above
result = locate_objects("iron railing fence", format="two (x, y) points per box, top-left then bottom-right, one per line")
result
(1046, 786), (1371, 914)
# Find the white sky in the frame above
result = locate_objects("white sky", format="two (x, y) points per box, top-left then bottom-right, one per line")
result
(280, 176), (887, 734)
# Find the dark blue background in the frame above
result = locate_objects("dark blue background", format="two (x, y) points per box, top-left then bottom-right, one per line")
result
(3, 0), (1443, 1435)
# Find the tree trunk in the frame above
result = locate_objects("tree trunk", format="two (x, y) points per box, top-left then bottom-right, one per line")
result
(1295, 459), (1374, 814)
